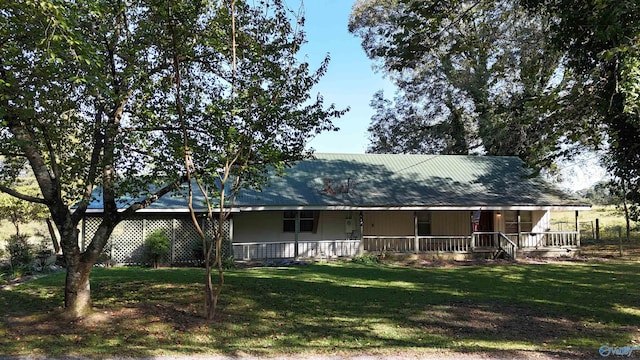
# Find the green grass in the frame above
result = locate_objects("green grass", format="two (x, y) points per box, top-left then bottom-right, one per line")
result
(1, 261), (639, 358)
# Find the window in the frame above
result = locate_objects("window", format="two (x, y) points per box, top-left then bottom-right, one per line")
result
(417, 211), (431, 236)
(283, 211), (315, 232)
(504, 211), (533, 233)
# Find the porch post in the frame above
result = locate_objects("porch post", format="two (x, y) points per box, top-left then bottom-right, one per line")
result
(414, 212), (419, 254)
(171, 218), (176, 264)
(294, 210), (300, 259)
(81, 217), (86, 252)
(142, 218), (147, 246)
(229, 216), (234, 259)
(517, 211), (522, 248)
(358, 211), (364, 255)
(575, 210), (580, 247)
(470, 212), (475, 251)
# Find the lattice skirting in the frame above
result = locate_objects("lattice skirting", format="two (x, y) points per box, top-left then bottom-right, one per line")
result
(81, 215), (232, 265)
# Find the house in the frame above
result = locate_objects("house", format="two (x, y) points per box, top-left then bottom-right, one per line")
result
(81, 153), (589, 264)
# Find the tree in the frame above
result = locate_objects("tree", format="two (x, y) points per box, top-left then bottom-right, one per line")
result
(164, 0), (345, 319)
(522, 0), (640, 217)
(1, 0), (341, 320)
(0, 0), (192, 318)
(349, 0), (598, 171)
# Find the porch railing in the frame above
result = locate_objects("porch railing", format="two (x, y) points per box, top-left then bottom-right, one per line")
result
(420, 236), (472, 253)
(497, 233), (517, 260)
(505, 232), (578, 248)
(232, 240), (360, 260)
(362, 236), (472, 253)
(232, 231), (579, 261)
(362, 236), (415, 252)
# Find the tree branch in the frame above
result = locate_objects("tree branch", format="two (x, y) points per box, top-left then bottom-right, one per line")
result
(0, 183), (48, 204)
(117, 175), (187, 220)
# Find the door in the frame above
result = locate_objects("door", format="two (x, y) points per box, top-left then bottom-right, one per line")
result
(476, 211), (495, 247)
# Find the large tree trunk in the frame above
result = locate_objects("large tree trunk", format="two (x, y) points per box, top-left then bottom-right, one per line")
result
(58, 212), (112, 319)
(63, 261), (93, 319)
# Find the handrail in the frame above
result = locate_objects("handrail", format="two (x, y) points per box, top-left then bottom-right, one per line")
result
(497, 232), (517, 260)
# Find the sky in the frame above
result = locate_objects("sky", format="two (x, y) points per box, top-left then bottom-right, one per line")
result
(282, 0), (394, 154)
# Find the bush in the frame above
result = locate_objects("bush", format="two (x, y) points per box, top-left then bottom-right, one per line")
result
(144, 230), (170, 268)
(220, 256), (237, 270)
(7, 234), (34, 269)
(351, 253), (380, 265)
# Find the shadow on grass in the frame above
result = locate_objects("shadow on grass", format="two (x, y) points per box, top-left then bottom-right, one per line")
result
(0, 262), (638, 358)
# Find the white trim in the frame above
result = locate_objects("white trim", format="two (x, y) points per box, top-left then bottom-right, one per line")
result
(83, 208), (240, 214)
(82, 204), (590, 214)
(236, 205), (591, 212)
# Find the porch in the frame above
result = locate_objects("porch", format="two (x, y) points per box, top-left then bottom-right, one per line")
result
(229, 231), (579, 261)
(363, 231), (580, 260)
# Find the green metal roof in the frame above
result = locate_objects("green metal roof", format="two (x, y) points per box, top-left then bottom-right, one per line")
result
(87, 154), (588, 212)
(230, 153), (587, 209)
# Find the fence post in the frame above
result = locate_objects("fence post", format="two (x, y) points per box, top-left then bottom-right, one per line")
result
(595, 219), (600, 241)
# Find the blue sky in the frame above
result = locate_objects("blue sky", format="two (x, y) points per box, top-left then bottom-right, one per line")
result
(283, 0), (395, 154)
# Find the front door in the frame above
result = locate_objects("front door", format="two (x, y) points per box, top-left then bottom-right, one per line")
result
(476, 211), (495, 247)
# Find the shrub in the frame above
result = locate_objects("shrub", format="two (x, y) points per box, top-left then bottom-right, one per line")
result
(351, 253), (380, 265)
(144, 230), (170, 268)
(7, 234), (33, 269)
(221, 256), (237, 270)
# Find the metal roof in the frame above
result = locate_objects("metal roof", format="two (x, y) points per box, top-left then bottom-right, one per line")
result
(86, 154), (589, 212)
(232, 153), (588, 210)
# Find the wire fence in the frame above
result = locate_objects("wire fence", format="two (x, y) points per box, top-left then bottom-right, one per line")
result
(552, 221), (640, 242)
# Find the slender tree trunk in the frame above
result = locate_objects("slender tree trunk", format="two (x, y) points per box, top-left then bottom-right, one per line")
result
(204, 258), (216, 320)
(621, 179), (630, 256)
(47, 218), (61, 253)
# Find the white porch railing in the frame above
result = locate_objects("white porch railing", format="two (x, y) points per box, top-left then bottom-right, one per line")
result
(362, 236), (472, 253)
(233, 231), (579, 261)
(497, 233), (517, 260)
(505, 232), (579, 248)
(232, 240), (360, 260)
(420, 236), (472, 253)
(362, 236), (415, 252)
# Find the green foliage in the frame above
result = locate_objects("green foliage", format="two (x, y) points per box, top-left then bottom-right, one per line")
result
(144, 230), (170, 268)
(578, 181), (620, 206)
(349, 0), (574, 171)
(523, 0), (640, 221)
(1, 0), (344, 316)
(220, 256), (236, 270)
(351, 253), (380, 265)
(7, 234), (33, 269)
(0, 182), (48, 236)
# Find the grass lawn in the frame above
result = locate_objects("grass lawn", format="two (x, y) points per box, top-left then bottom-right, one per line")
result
(1, 260), (639, 359)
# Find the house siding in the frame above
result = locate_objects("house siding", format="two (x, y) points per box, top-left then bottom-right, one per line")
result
(233, 210), (359, 243)
(432, 211), (471, 235)
(362, 211), (413, 236)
